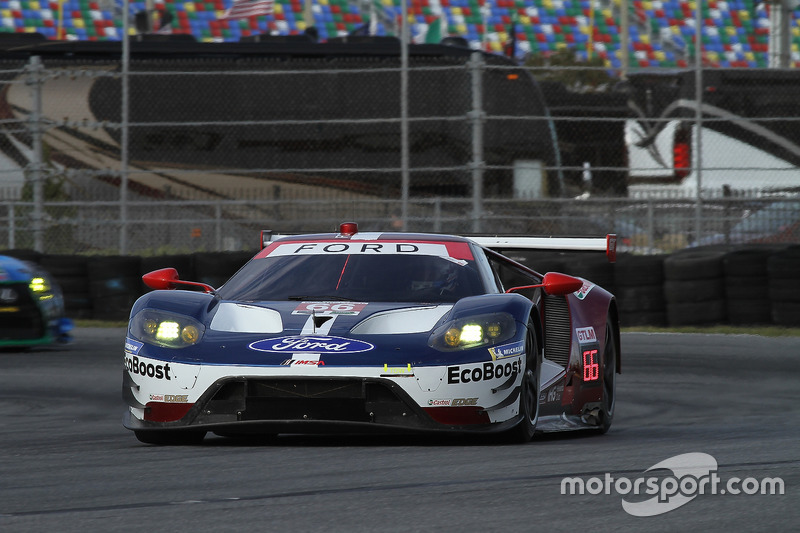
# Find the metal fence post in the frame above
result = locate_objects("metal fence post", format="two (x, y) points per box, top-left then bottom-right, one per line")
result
(468, 52), (485, 233)
(25, 56), (45, 253)
(7, 203), (14, 249)
(215, 202), (222, 251)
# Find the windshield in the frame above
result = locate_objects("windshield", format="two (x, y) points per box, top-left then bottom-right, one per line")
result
(217, 252), (485, 303)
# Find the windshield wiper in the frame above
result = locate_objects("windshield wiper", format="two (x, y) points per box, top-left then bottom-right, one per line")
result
(287, 295), (360, 301)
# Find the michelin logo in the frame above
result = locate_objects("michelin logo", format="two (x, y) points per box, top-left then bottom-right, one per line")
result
(125, 337), (144, 355)
(488, 340), (525, 360)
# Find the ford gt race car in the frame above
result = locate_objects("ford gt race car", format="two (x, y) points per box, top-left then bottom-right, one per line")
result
(0, 254), (73, 348)
(123, 223), (620, 445)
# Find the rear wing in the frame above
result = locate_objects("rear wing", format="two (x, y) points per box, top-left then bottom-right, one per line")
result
(470, 234), (617, 263)
(260, 227), (617, 263)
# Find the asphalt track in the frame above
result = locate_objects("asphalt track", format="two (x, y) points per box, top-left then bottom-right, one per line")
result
(0, 328), (797, 532)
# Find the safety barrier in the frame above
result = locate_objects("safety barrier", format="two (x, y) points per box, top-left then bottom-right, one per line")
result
(2, 245), (798, 326)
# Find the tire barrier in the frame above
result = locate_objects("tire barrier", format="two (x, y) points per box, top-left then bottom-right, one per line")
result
(40, 254), (91, 319)
(663, 250), (727, 326)
(86, 255), (143, 321)
(767, 246), (800, 326)
(723, 247), (776, 325)
(192, 251), (254, 290)
(614, 253), (667, 327)
(2, 246), (798, 327)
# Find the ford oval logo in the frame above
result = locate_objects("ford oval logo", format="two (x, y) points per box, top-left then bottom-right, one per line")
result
(249, 335), (375, 354)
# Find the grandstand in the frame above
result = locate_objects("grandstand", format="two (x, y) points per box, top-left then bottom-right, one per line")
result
(0, 0), (797, 68)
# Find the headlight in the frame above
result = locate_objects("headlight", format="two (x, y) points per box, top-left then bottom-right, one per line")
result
(29, 276), (49, 292)
(130, 309), (205, 348)
(428, 312), (516, 351)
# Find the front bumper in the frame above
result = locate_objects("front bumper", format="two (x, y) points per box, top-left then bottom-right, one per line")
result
(123, 374), (522, 435)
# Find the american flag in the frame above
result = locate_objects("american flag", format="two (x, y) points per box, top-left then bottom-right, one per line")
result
(220, 0), (274, 20)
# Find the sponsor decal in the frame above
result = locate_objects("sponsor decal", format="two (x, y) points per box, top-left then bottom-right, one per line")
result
(250, 335), (375, 354)
(148, 394), (188, 403)
(574, 280), (595, 300)
(281, 359), (326, 366)
(125, 337), (144, 355)
(125, 355), (171, 380)
(545, 387), (563, 403)
(447, 359), (521, 384)
(0, 268), (7, 281)
(281, 353), (325, 366)
(165, 394), (189, 403)
(427, 398), (479, 407)
(488, 340), (525, 360)
(270, 242), (442, 256)
(452, 398), (478, 407)
(428, 398), (452, 406)
(575, 327), (597, 344)
(292, 302), (368, 316)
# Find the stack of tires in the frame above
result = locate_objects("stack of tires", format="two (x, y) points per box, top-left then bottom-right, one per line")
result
(723, 247), (775, 325)
(767, 246), (800, 326)
(614, 253), (667, 327)
(192, 251), (255, 290)
(87, 256), (143, 321)
(663, 250), (727, 326)
(40, 254), (92, 319)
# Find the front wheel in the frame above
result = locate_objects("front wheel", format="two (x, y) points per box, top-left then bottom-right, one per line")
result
(508, 321), (541, 443)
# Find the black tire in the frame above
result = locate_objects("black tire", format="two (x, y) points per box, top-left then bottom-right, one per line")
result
(725, 277), (769, 301)
(508, 321), (540, 443)
(664, 279), (725, 304)
(614, 254), (665, 287)
(619, 310), (667, 327)
(727, 300), (772, 325)
(134, 430), (206, 446)
(667, 299), (727, 326)
(664, 251), (726, 281)
(615, 284), (666, 312)
(39, 254), (88, 278)
(768, 284), (800, 303)
(766, 247), (800, 279)
(722, 248), (771, 277)
(771, 302), (800, 327)
(599, 318), (618, 434)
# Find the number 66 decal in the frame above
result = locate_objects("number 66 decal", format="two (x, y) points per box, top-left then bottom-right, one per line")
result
(582, 349), (599, 381)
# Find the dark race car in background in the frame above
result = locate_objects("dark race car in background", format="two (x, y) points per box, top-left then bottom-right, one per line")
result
(122, 223), (620, 445)
(0, 255), (73, 348)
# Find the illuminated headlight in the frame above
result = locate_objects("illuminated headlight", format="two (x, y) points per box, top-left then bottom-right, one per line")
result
(29, 277), (49, 293)
(130, 309), (205, 348)
(428, 312), (516, 351)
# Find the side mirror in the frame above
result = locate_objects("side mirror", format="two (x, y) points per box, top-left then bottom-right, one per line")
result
(540, 272), (584, 296)
(142, 268), (216, 293)
(142, 268), (179, 290)
(506, 272), (584, 296)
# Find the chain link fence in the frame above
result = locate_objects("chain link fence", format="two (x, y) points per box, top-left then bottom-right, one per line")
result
(0, 46), (798, 255)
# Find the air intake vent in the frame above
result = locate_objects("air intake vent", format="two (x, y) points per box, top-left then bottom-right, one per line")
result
(544, 295), (571, 367)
